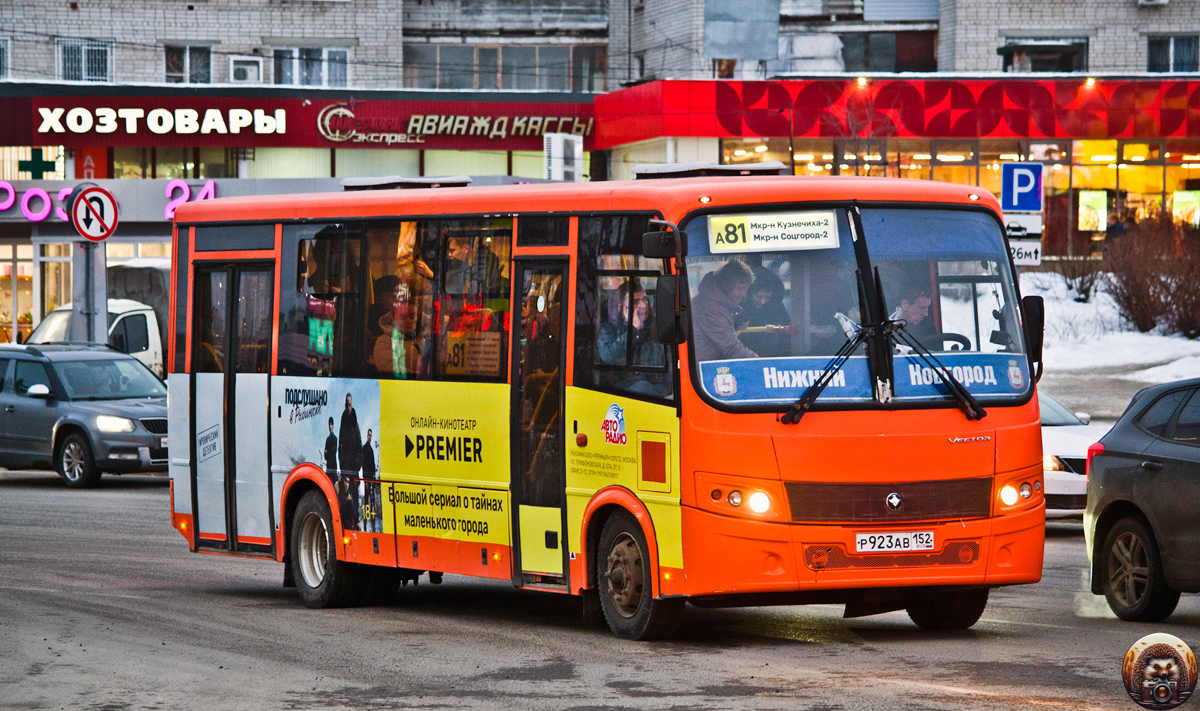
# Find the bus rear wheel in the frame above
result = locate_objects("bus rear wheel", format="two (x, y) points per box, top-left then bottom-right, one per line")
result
(291, 489), (365, 608)
(906, 588), (989, 630)
(596, 510), (683, 640)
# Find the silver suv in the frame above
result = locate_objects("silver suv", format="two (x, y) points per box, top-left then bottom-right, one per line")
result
(0, 343), (168, 487)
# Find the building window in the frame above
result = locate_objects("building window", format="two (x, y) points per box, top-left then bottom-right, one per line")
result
(56, 37), (112, 82)
(999, 39), (1088, 72)
(402, 44), (606, 91)
(273, 48), (348, 87)
(840, 31), (937, 72)
(0, 37), (9, 79)
(165, 45), (211, 83)
(1149, 36), (1200, 73)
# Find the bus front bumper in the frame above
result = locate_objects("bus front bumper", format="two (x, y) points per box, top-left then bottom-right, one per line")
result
(679, 504), (1044, 598)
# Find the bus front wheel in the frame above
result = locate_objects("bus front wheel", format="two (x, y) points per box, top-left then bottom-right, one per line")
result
(906, 588), (989, 630)
(291, 489), (365, 608)
(596, 510), (683, 640)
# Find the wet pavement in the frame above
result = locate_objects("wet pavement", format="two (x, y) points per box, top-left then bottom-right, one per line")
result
(3, 470), (1196, 710)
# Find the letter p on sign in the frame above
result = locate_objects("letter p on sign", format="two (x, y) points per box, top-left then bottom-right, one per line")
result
(1001, 163), (1044, 213)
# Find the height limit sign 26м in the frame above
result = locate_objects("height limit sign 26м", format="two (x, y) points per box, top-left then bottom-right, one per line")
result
(71, 186), (119, 242)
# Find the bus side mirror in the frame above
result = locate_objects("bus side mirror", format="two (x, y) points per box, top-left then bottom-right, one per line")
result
(654, 275), (689, 345)
(1021, 295), (1044, 364)
(642, 230), (688, 259)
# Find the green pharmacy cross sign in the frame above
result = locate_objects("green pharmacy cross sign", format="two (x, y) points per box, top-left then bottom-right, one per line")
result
(18, 148), (58, 179)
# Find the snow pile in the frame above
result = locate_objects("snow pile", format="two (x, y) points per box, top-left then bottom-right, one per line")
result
(1021, 270), (1200, 382)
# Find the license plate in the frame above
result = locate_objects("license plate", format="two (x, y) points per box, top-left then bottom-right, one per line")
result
(160, 436), (169, 448)
(855, 531), (934, 553)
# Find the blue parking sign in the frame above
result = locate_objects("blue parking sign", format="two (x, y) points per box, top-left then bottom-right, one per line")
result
(1001, 163), (1044, 212)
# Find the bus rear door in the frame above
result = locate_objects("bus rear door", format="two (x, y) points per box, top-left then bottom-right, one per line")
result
(191, 263), (275, 555)
(511, 260), (570, 586)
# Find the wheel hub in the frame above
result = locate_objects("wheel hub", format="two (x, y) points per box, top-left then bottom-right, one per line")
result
(298, 511), (329, 589)
(605, 533), (644, 618)
(1109, 531), (1149, 608)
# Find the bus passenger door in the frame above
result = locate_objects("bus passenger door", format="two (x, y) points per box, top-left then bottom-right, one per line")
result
(511, 261), (569, 586)
(192, 264), (275, 555)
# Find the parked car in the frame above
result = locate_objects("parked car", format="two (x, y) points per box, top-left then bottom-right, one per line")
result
(27, 299), (164, 377)
(0, 343), (168, 488)
(1040, 392), (1105, 518)
(1085, 377), (1200, 622)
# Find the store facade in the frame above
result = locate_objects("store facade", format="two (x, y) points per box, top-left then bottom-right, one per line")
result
(0, 82), (595, 342)
(595, 77), (1200, 257)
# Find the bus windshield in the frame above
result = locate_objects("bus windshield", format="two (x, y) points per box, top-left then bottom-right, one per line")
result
(683, 206), (1029, 409)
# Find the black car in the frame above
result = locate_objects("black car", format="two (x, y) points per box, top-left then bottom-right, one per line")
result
(1086, 377), (1200, 621)
(0, 343), (168, 488)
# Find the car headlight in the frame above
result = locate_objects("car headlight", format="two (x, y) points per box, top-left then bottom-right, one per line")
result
(96, 415), (135, 433)
(1043, 454), (1069, 472)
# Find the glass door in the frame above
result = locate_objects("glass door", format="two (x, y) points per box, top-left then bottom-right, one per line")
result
(510, 260), (569, 585)
(191, 263), (274, 554)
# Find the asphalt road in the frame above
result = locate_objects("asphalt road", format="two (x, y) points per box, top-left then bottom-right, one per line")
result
(4, 470), (1200, 711)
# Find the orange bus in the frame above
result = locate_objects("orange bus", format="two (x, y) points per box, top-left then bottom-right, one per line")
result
(166, 171), (1046, 639)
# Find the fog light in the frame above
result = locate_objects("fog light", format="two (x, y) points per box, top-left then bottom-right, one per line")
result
(748, 491), (770, 513)
(1019, 482), (1033, 499)
(728, 490), (742, 507)
(1000, 485), (1019, 506)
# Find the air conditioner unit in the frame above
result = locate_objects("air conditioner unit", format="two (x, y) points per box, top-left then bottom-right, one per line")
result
(228, 57), (263, 84)
(544, 133), (584, 182)
(1138, 0), (1170, 6)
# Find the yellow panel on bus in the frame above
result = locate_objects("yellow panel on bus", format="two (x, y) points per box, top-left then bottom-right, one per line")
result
(378, 380), (509, 487)
(564, 387), (683, 570)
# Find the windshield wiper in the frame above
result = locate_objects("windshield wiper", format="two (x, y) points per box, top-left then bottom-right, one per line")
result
(779, 324), (873, 425)
(889, 321), (987, 421)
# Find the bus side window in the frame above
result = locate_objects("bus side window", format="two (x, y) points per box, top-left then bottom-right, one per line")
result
(575, 215), (675, 402)
(436, 219), (511, 382)
(279, 224), (363, 377)
(363, 221), (437, 381)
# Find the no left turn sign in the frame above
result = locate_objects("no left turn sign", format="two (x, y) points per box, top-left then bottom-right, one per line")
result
(71, 186), (119, 241)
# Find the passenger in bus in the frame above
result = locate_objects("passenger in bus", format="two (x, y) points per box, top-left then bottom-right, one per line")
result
(369, 272), (427, 378)
(890, 279), (935, 345)
(691, 260), (759, 362)
(444, 236), (473, 294)
(737, 267), (793, 358)
(597, 281), (661, 367)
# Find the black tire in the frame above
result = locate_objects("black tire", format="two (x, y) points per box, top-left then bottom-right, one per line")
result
(596, 510), (684, 640)
(57, 432), (100, 489)
(290, 490), (366, 608)
(1102, 516), (1180, 622)
(906, 588), (990, 630)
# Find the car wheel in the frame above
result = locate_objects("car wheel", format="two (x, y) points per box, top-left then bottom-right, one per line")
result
(57, 432), (100, 489)
(906, 588), (990, 630)
(596, 510), (684, 640)
(290, 489), (365, 608)
(1102, 516), (1180, 622)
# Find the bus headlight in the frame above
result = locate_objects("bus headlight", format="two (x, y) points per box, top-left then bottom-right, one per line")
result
(748, 491), (771, 513)
(96, 415), (135, 432)
(727, 490), (742, 507)
(999, 485), (1019, 506)
(1019, 482), (1033, 499)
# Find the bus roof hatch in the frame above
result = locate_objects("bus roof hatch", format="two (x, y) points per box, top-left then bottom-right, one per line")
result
(631, 161), (787, 179)
(341, 175), (474, 191)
